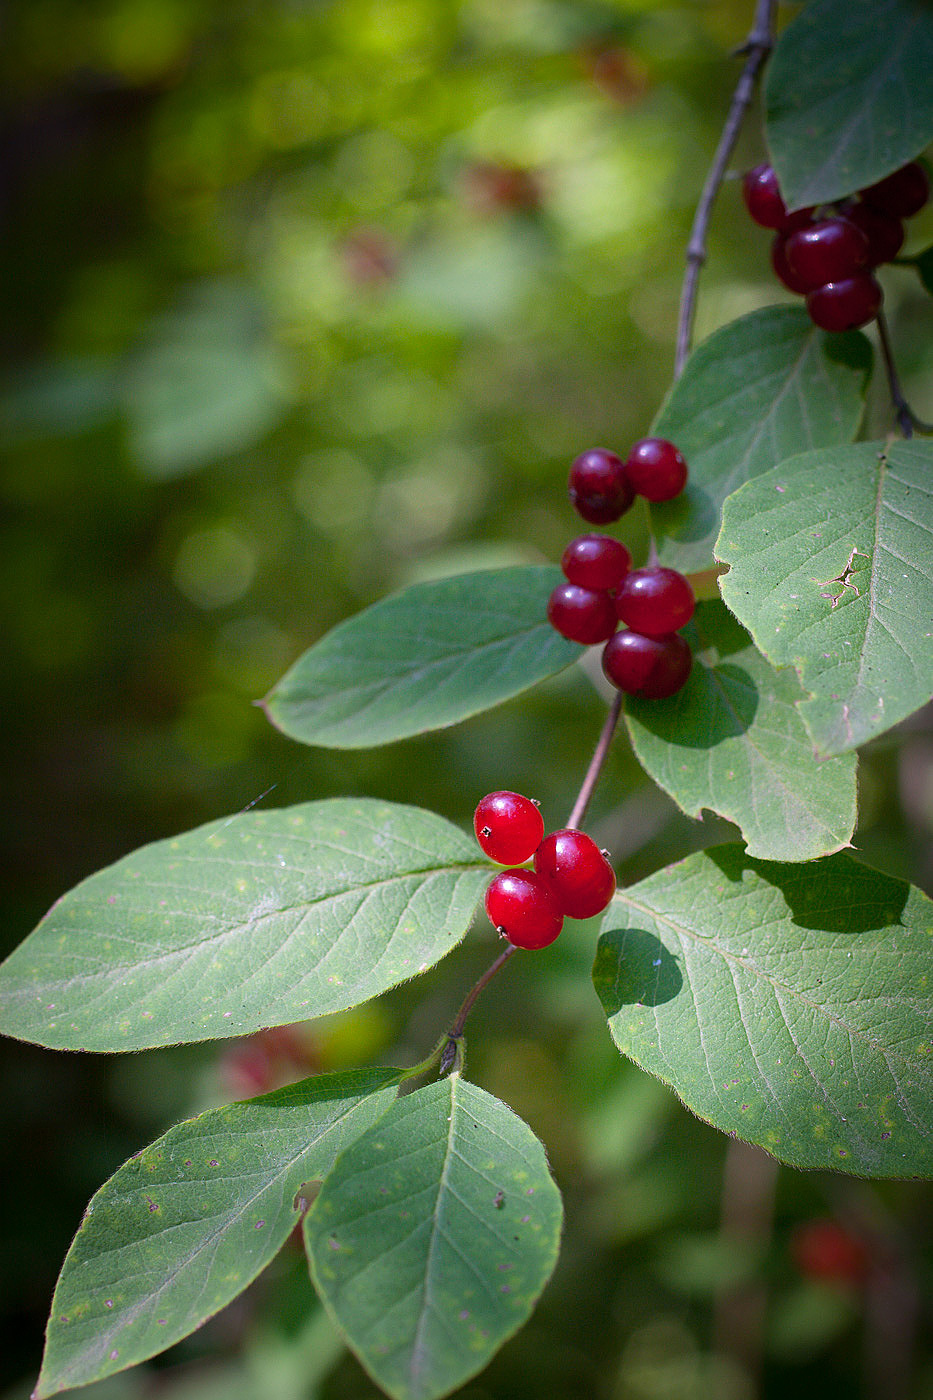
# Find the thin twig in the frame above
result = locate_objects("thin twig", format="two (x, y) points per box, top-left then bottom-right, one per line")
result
(874, 308), (931, 437)
(675, 0), (777, 378)
(566, 690), (624, 829)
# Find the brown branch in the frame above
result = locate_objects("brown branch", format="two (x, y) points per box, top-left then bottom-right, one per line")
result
(675, 0), (777, 378)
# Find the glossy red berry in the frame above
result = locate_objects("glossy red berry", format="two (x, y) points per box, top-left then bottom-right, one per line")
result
(602, 629), (692, 699)
(534, 829), (616, 919)
(842, 202), (905, 266)
(771, 233), (812, 294)
(861, 161), (930, 219)
(473, 790), (544, 865)
(613, 566), (695, 636)
(805, 274), (882, 332)
(484, 869), (564, 949)
(568, 448), (634, 524)
(548, 582), (617, 644)
(561, 534), (632, 590)
(784, 217), (870, 290)
(623, 438), (688, 502)
(742, 163), (789, 229)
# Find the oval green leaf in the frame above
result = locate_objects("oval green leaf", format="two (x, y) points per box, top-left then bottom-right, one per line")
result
(717, 439), (933, 756)
(593, 845), (933, 1177)
(624, 601), (857, 862)
(262, 566), (579, 749)
(648, 307), (871, 574)
(35, 1069), (401, 1398)
(765, 0), (933, 209)
(305, 1074), (563, 1400)
(0, 800), (490, 1052)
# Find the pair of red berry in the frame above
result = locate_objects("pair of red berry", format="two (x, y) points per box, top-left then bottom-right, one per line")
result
(474, 791), (616, 949)
(548, 440), (695, 699)
(743, 159), (930, 332)
(568, 438), (688, 524)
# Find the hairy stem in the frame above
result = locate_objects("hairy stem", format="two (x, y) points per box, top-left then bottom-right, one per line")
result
(675, 0), (777, 378)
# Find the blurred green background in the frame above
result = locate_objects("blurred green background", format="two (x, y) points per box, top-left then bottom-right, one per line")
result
(2, 2), (931, 1397)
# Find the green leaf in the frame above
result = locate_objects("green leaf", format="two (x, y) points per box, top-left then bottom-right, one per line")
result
(765, 0), (933, 209)
(915, 245), (933, 297)
(35, 1070), (401, 1398)
(624, 601), (857, 862)
(648, 307), (872, 573)
(262, 567), (579, 749)
(0, 800), (490, 1052)
(305, 1075), (563, 1400)
(716, 439), (933, 756)
(593, 846), (933, 1177)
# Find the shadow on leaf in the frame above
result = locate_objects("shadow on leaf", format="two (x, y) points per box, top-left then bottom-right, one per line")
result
(592, 926), (683, 1013)
(705, 845), (910, 932)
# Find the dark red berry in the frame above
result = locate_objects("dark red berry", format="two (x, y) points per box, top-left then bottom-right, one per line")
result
(805, 274), (882, 332)
(568, 448), (634, 524)
(548, 582), (617, 645)
(473, 791), (544, 865)
(484, 869), (564, 949)
(613, 566), (695, 636)
(561, 534), (632, 590)
(623, 438), (688, 502)
(534, 829), (616, 919)
(771, 233), (812, 294)
(842, 202), (905, 266)
(861, 161), (930, 219)
(791, 1219), (870, 1288)
(742, 163), (788, 229)
(784, 217), (870, 290)
(602, 629), (692, 699)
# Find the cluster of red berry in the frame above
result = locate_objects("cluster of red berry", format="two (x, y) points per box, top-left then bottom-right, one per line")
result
(743, 158), (930, 332)
(473, 791), (616, 950)
(547, 441), (695, 700)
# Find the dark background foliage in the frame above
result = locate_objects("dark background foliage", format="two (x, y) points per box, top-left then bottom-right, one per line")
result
(1, 3), (931, 1397)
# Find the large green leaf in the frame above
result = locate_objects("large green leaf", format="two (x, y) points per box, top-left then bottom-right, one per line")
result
(262, 567), (579, 749)
(35, 1070), (401, 1398)
(624, 601), (857, 862)
(648, 307), (871, 574)
(0, 800), (490, 1052)
(305, 1075), (563, 1400)
(717, 439), (933, 756)
(765, 0), (933, 209)
(593, 846), (933, 1176)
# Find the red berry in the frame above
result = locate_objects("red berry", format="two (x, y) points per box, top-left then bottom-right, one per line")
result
(561, 533), (632, 590)
(861, 160), (930, 219)
(742, 163), (789, 229)
(547, 582), (617, 644)
(568, 448), (634, 524)
(791, 1219), (870, 1288)
(805, 274), (882, 332)
(602, 629), (692, 699)
(484, 869), (564, 949)
(771, 233), (812, 294)
(613, 566), (695, 636)
(842, 202), (905, 266)
(534, 829), (616, 919)
(623, 438), (689, 502)
(785, 217), (870, 290)
(473, 790), (544, 865)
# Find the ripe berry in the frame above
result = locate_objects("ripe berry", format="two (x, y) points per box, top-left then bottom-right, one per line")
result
(742, 163), (789, 229)
(613, 566), (695, 636)
(602, 629), (692, 699)
(561, 534), (632, 590)
(623, 438), (688, 502)
(784, 217), (870, 290)
(548, 582), (617, 645)
(861, 160), (930, 219)
(771, 233), (813, 294)
(473, 790), (544, 865)
(484, 869), (564, 949)
(805, 274), (882, 332)
(842, 202), (905, 266)
(534, 829), (616, 919)
(568, 448), (634, 524)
